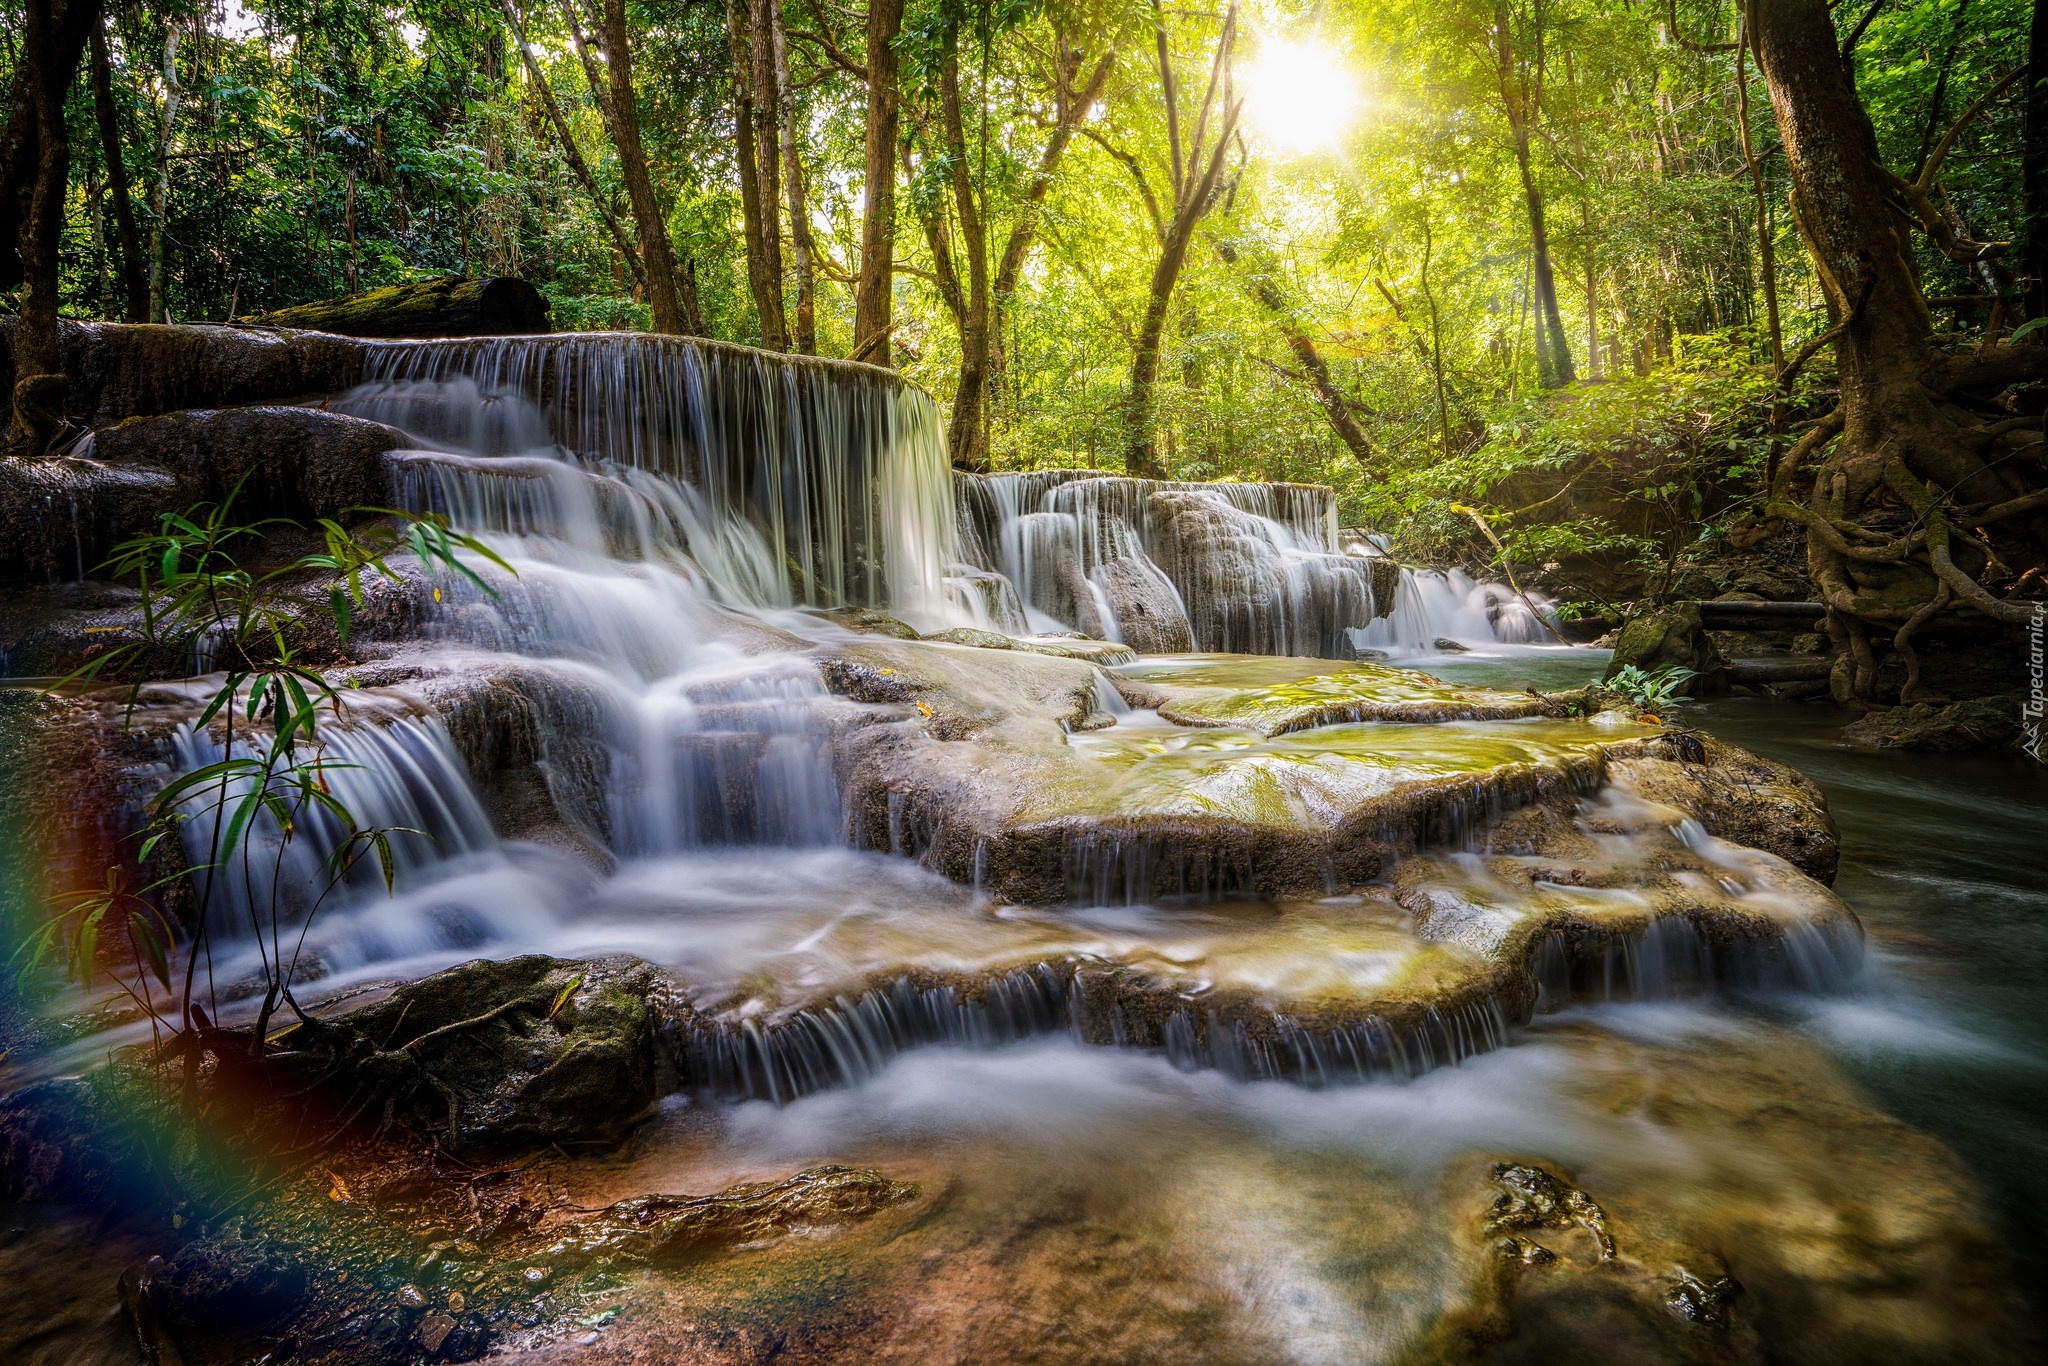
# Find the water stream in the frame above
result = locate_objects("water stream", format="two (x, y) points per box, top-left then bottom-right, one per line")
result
(21, 337), (2041, 1357)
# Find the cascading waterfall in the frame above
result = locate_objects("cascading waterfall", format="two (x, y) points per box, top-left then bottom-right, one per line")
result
(1348, 566), (1564, 655)
(952, 469), (1388, 655)
(149, 332), (1846, 1104)
(350, 334), (961, 626)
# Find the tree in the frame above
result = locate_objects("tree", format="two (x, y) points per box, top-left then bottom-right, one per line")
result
(1489, 0), (1575, 388)
(1116, 0), (1242, 478)
(1751, 0), (2047, 699)
(906, 1), (1116, 468)
(598, 0), (704, 335)
(3, 0), (102, 451)
(855, 0), (906, 364)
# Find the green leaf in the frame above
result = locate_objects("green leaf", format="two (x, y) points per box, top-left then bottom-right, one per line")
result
(2008, 316), (2048, 344)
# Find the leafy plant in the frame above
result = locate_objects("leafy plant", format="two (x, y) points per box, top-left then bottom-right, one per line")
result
(1602, 664), (1698, 715)
(14, 485), (509, 1061)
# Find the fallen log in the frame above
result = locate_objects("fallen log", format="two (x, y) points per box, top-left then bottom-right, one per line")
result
(1726, 657), (1834, 684)
(1693, 599), (1828, 625)
(245, 276), (551, 339)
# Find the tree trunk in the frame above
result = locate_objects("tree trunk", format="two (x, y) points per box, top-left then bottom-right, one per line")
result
(1495, 0), (1575, 388)
(749, 0), (788, 349)
(1214, 235), (1375, 472)
(246, 275), (552, 337)
(601, 0), (698, 336)
(1751, 0), (2048, 701)
(147, 26), (180, 324)
(89, 21), (147, 323)
(771, 0), (815, 354)
(1123, 4), (1240, 479)
(986, 49), (1115, 425)
(6, 0), (99, 451)
(726, 0), (785, 350)
(936, 37), (989, 469)
(502, 0), (648, 299)
(853, 0), (904, 365)
(2024, 0), (2047, 319)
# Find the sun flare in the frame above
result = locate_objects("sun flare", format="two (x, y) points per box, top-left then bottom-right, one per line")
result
(1242, 38), (1361, 155)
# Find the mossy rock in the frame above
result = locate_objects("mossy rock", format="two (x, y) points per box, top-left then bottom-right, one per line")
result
(1603, 602), (1727, 691)
(322, 955), (662, 1151)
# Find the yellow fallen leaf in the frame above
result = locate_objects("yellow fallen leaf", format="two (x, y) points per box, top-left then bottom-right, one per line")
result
(915, 701), (934, 717)
(326, 1170), (352, 1203)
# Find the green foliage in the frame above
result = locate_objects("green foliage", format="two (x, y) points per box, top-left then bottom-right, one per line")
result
(15, 490), (508, 1051)
(1603, 664), (1697, 714)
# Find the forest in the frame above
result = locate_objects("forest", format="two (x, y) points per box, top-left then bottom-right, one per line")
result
(5, 0), (2042, 628)
(2, 0), (2047, 1360)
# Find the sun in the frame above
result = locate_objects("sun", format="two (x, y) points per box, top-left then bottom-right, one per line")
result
(1241, 38), (1361, 155)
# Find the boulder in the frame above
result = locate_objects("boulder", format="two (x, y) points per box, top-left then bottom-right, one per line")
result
(1603, 601), (1727, 691)
(90, 404), (411, 523)
(1840, 697), (2023, 754)
(3, 319), (368, 431)
(311, 955), (663, 1151)
(0, 455), (176, 579)
(1093, 556), (1194, 653)
(1607, 730), (1841, 883)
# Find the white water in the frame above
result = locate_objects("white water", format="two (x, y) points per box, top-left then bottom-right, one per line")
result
(1348, 567), (1564, 656)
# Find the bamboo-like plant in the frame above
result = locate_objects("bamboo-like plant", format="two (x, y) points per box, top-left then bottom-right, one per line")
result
(13, 480), (511, 1064)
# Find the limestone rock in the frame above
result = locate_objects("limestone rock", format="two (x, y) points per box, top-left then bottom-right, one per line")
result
(1606, 730), (1841, 883)
(314, 955), (662, 1151)
(3, 319), (368, 430)
(1092, 556), (1195, 653)
(539, 1166), (920, 1268)
(1603, 601), (1727, 691)
(91, 404), (410, 523)
(0, 455), (176, 579)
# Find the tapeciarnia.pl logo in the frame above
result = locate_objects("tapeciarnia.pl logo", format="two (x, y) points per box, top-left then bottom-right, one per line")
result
(2026, 604), (2045, 764)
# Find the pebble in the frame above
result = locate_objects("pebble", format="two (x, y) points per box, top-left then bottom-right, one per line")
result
(396, 1284), (428, 1310)
(419, 1311), (456, 1352)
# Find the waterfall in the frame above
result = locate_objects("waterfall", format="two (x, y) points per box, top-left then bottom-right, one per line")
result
(1347, 567), (1564, 655)
(345, 334), (960, 628)
(953, 470), (1387, 656)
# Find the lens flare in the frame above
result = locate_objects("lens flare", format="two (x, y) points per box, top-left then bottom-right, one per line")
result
(1242, 39), (1361, 155)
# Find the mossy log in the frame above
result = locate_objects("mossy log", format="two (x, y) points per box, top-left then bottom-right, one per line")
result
(245, 276), (551, 339)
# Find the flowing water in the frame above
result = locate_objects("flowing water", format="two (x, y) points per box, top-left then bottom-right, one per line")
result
(12, 337), (2041, 1360)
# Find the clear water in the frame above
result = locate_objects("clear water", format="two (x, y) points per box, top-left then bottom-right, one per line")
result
(1419, 646), (2048, 1310)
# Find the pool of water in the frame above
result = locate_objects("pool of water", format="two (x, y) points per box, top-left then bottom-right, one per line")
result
(1426, 645), (2048, 1309)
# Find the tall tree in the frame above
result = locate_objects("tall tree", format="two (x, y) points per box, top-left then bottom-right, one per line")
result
(598, 0), (703, 335)
(3, 0), (101, 451)
(502, 0), (651, 302)
(88, 18), (147, 323)
(853, 0), (905, 364)
(913, 11), (1114, 469)
(1491, 0), (1575, 388)
(771, 0), (816, 353)
(1119, 0), (1242, 479)
(725, 0), (787, 348)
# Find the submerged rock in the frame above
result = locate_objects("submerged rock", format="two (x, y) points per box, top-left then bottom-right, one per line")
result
(1840, 696), (2023, 754)
(538, 1166), (920, 1269)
